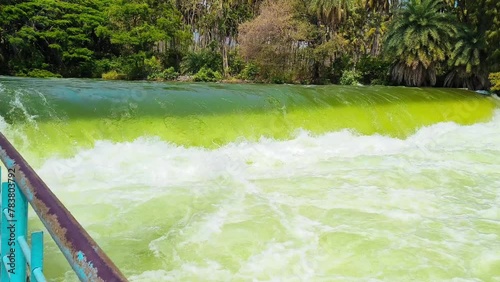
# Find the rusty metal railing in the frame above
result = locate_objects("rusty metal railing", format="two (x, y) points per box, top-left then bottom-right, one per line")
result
(1, 171), (46, 282)
(0, 132), (127, 281)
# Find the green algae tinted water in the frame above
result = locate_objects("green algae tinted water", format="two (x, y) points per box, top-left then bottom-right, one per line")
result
(1, 76), (499, 281)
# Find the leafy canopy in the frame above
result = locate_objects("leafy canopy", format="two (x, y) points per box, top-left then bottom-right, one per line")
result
(384, 0), (457, 86)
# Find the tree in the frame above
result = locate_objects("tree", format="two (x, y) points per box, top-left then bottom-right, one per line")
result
(239, 0), (316, 83)
(445, 27), (489, 90)
(309, 0), (351, 30)
(452, 0), (499, 72)
(365, 0), (390, 13)
(489, 72), (500, 92)
(384, 0), (457, 86)
(176, 0), (262, 77)
(102, 0), (187, 54)
(484, 0), (499, 72)
(97, 0), (189, 79)
(0, 0), (109, 76)
(440, 0), (499, 89)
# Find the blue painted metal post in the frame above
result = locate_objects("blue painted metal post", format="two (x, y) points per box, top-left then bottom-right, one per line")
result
(0, 167), (6, 281)
(1, 165), (48, 281)
(1, 171), (28, 281)
(14, 180), (28, 281)
(1, 182), (13, 280)
(31, 231), (46, 282)
(0, 132), (127, 281)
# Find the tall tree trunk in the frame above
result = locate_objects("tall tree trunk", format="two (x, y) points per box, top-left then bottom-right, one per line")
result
(371, 26), (381, 56)
(221, 35), (229, 77)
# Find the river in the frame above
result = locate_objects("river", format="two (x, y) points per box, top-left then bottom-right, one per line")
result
(0, 76), (499, 281)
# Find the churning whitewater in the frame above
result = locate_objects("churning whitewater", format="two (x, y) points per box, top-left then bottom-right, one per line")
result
(31, 112), (500, 281)
(0, 77), (499, 281)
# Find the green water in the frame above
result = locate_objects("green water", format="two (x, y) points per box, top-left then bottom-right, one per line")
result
(1, 77), (499, 281)
(0, 77), (495, 160)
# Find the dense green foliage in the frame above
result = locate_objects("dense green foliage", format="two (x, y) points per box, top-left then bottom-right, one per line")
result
(0, 0), (498, 89)
(490, 72), (500, 92)
(102, 70), (127, 80)
(385, 0), (456, 86)
(193, 67), (223, 82)
(340, 70), (361, 86)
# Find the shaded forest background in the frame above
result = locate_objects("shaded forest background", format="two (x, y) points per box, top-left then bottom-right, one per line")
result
(0, 0), (499, 90)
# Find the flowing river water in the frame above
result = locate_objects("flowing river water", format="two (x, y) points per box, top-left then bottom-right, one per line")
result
(0, 76), (499, 281)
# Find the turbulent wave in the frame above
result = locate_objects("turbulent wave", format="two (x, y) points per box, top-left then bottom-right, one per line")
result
(31, 111), (500, 281)
(1, 77), (499, 281)
(0, 76), (497, 161)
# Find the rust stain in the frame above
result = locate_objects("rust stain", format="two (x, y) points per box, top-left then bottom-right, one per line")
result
(1, 132), (128, 281)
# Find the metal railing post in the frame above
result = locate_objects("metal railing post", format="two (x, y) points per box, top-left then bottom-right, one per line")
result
(0, 131), (127, 282)
(31, 231), (46, 282)
(1, 179), (28, 281)
(0, 170), (8, 281)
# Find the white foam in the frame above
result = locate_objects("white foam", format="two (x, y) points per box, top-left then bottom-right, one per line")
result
(0, 115), (8, 136)
(37, 111), (500, 191)
(128, 261), (233, 281)
(8, 89), (40, 126)
(10, 110), (500, 280)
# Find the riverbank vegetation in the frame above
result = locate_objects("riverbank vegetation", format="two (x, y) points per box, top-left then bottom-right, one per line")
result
(0, 0), (498, 90)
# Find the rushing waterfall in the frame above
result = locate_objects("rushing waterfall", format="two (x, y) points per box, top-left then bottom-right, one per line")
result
(1, 76), (499, 281)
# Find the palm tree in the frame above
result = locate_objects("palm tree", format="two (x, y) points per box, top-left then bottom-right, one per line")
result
(384, 0), (457, 86)
(364, 0), (390, 56)
(309, 0), (353, 30)
(365, 0), (390, 13)
(444, 27), (489, 90)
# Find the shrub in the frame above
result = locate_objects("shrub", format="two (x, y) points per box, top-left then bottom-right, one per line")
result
(239, 63), (260, 81)
(162, 67), (180, 80)
(228, 50), (245, 76)
(93, 59), (115, 78)
(271, 76), (284, 84)
(370, 79), (389, 86)
(270, 70), (294, 84)
(97, 55), (149, 80)
(489, 72), (500, 92)
(102, 70), (127, 80)
(14, 71), (28, 77)
(120, 53), (148, 80)
(148, 67), (180, 81)
(147, 73), (161, 81)
(356, 56), (391, 85)
(193, 67), (222, 82)
(181, 48), (222, 74)
(144, 56), (163, 79)
(340, 70), (361, 85)
(330, 56), (351, 84)
(26, 69), (62, 78)
(157, 50), (183, 72)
